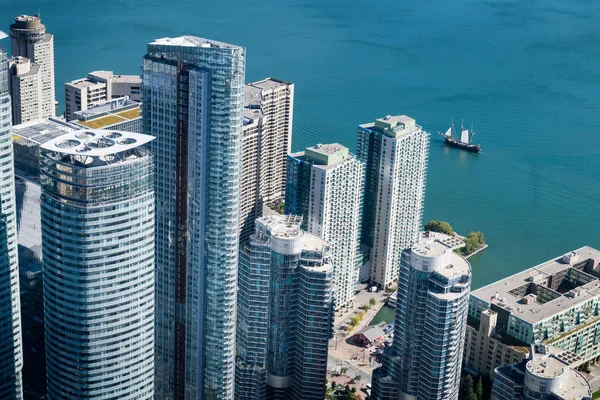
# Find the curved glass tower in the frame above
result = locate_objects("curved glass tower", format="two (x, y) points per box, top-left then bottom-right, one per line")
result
(39, 130), (155, 399)
(0, 41), (24, 399)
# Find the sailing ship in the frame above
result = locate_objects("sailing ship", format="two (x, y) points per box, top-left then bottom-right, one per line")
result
(438, 119), (481, 153)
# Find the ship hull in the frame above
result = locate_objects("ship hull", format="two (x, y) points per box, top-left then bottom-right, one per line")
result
(442, 136), (481, 153)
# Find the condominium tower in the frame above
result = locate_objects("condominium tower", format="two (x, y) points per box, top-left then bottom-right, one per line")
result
(371, 232), (471, 400)
(143, 36), (245, 399)
(357, 115), (429, 288)
(240, 78), (293, 245)
(0, 41), (24, 399)
(9, 15), (55, 123)
(285, 143), (363, 308)
(236, 215), (333, 400)
(40, 130), (155, 399)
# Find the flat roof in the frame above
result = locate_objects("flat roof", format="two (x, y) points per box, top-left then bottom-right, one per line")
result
(112, 74), (141, 84)
(472, 246), (600, 324)
(412, 232), (471, 279)
(12, 118), (76, 145)
(360, 115), (421, 138)
(66, 77), (105, 89)
(41, 130), (153, 158)
(248, 77), (291, 92)
(150, 36), (241, 49)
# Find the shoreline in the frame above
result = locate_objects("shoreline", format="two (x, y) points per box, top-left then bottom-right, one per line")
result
(454, 232), (488, 259)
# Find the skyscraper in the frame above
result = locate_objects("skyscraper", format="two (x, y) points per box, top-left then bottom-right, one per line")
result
(9, 15), (55, 123)
(357, 115), (429, 288)
(0, 38), (24, 400)
(39, 130), (155, 399)
(240, 78), (294, 245)
(143, 36), (245, 399)
(236, 215), (333, 400)
(285, 143), (363, 308)
(371, 232), (471, 400)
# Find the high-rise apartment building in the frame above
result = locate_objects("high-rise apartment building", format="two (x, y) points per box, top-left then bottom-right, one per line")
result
(491, 345), (591, 400)
(467, 247), (600, 377)
(236, 215), (333, 400)
(143, 36), (245, 399)
(285, 143), (363, 308)
(64, 71), (142, 121)
(39, 129), (155, 399)
(239, 78), (293, 245)
(371, 232), (471, 400)
(357, 115), (429, 288)
(0, 41), (24, 400)
(9, 15), (54, 123)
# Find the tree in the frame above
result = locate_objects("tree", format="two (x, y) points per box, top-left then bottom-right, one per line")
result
(331, 381), (336, 390)
(424, 220), (454, 236)
(370, 297), (376, 306)
(354, 374), (362, 383)
(340, 367), (348, 375)
(475, 377), (483, 400)
(462, 231), (485, 255)
(460, 375), (474, 400)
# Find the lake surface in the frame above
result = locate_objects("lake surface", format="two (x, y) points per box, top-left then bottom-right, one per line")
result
(2, 0), (600, 288)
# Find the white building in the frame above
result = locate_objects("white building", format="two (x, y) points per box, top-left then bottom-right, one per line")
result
(357, 115), (429, 288)
(239, 78), (294, 244)
(64, 71), (142, 121)
(286, 143), (363, 308)
(9, 15), (55, 123)
(0, 43), (24, 399)
(7, 57), (43, 124)
(40, 130), (155, 399)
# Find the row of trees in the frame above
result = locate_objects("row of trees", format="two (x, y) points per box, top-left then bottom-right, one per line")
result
(424, 220), (485, 256)
(459, 375), (484, 400)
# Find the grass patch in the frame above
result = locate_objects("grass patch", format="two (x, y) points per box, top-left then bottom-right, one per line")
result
(77, 115), (124, 129)
(593, 390), (600, 399)
(116, 108), (141, 119)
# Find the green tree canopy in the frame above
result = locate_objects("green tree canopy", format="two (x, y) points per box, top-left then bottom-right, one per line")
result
(463, 231), (485, 254)
(475, 377), (483, 400)
(424, 220), (454, 236)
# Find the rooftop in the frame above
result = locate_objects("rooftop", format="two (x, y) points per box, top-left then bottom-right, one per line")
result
(12, 118), (76, 145)
(112, 74), (142, 84)
(472, 247), (600, 324)
(150, 35), (241, 49)
(360, 115), (421, 138)
(41, 130), (154, 162)
(66, 77), (106, 89)
(248, 77), (291, 92)
(73, 97), (141, 129)
(304, 143), (351, 167)
(411, 232), (471, 279)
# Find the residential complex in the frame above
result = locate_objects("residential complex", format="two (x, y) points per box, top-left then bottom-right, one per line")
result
(236, 215), (333, 400)
(64, 71), (142, 121)
(40, 130), (155, 399)
(70, 96), (142, 132)
(143, 36), (245, 399)
(372, 232), (471, 400)
(239, 78), (294, 245)
(285, 143), (363, 308)
(9, 15), (55, 123)
(357, 115), (429, 288)
(0, 43), (24, 399)
(468, 247), (600, 376)
(491, 345), (591, 400)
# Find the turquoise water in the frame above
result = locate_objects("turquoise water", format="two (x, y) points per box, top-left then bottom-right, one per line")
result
(2, 0), (600, 288)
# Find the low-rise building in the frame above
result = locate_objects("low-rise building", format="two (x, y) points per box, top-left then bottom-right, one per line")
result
(353, 323), (386, 347)
(70, 96), (141, 133)
(491, 344), (591, 400)
(468, 247), (600, 376)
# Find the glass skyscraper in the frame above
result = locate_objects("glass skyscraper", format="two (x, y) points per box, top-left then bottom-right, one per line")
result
(371, 232), (471, 400)
(0, 40), (24, 400)
(236, 215), (334, 400)
(39, 130), (155, 399)
(142, 36), (245, 399)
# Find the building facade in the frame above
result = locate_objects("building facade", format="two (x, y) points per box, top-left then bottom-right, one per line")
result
(285, 143), (363, 308)
(239, 78), (293, 245)
(9, 15), (54, 122)
(64, 71), (142, 121)
(7, 57), (43, 124)
(357, 115), (429, 288)
(40, 130), (155, 399)
(236, 215), (333, 400)
(371, 232), (471, 400)
(468, 247), (600, 376)
(491, 345), (591, 400)
(143, 36), (245, 399)
(0, 43), (24, 399)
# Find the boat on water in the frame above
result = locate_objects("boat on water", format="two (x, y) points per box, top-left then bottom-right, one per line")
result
(438, 119), (481, 153)
(387, 292), (397, 308)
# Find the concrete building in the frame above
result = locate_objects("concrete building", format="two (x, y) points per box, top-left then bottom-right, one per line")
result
(357, 115), (429, 288)
(464, 309), (530, 377)
(468, 247), (600, 375)
(7, 57), (43, 124)
(0, 42), (24, 399)
(491, 345), (591, 400)
(40, 130), (155, 399)
(239, 78), (294, 245)
(143, 36), (245, 399)
(236, 215), (333, 400)
(70, 96), (142, 132)
(9, 15), (55, 122)
(285, 143), (363, 308)
(64, 70), (142, 121)
(371, 232), (471, 400)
